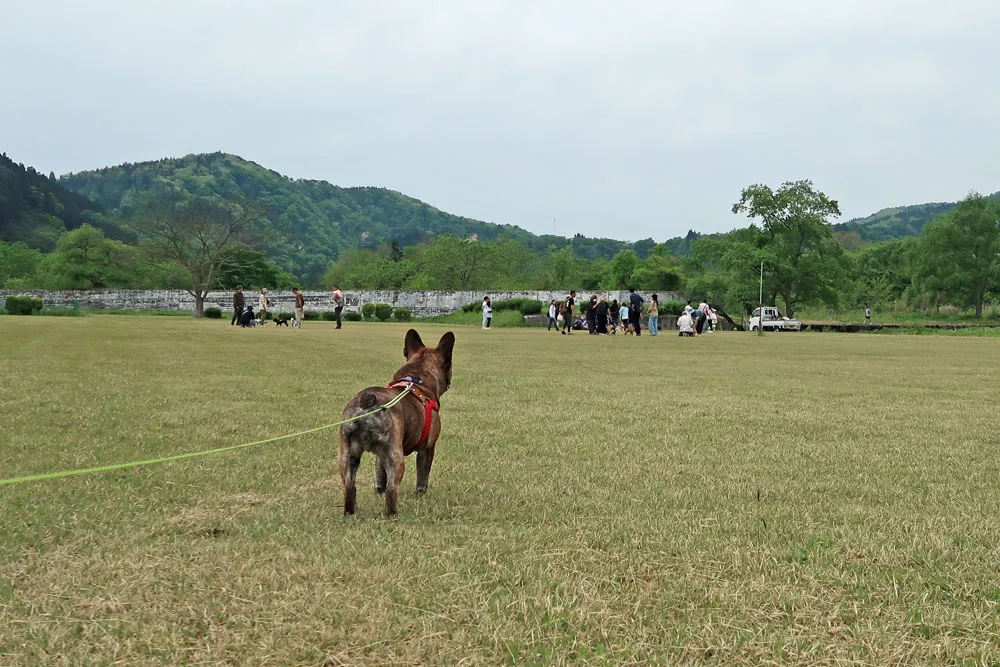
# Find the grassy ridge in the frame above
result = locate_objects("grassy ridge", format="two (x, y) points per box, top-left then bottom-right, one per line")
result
(2, 319), (1000, 664)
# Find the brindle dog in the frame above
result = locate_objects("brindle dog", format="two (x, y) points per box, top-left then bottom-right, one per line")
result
(338, 329), (455, 516)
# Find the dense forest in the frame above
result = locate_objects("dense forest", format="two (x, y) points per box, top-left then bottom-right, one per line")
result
(0, 153), (132, 251)
(2, 151), (998, 321)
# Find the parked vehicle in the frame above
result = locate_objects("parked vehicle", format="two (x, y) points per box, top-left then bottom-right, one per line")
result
(748, 307), (802, 332)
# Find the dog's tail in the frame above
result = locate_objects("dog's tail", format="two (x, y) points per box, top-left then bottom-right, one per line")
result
(340, 388), (392, 442)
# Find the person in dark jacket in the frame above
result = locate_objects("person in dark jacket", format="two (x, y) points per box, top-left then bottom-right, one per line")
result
(586, 295), (598, 334)
(628, 288), (644, 336)
(595, 297), (609, 334)
(231, 286), (245, 325)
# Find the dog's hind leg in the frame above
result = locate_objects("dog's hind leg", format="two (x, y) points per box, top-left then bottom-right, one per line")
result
(374, 454), (387, 495)
(383, 452), (406, 517)
(416, 443), (435, 495)
(339, 442), (363, 516)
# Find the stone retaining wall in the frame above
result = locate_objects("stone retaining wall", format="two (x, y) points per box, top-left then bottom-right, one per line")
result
(0, 289), (686, 318)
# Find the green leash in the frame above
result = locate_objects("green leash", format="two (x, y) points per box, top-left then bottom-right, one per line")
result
(0, 387), (411, 488)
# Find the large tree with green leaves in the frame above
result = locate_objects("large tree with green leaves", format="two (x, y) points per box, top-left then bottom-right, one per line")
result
(914, 192), (1000, 317)
(41, 223), (137, 288)
(732, 180), (845, 317)
(124, 192), (263, 316)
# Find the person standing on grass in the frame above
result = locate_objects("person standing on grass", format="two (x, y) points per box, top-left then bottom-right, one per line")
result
(231, 285), (244, 326)
(629, 288), (644, 336)
(561, 290), (576, 335)
(865, 305), (872, 324)
(258, 288), (270, 323)
(595, 296), (609, 335)
(619, 301), (630, 331)
(332, 285), (344, 329)
(547, 299), (559, 331)
(648, 294), (659, 336)
(586, 295), (598, 334)
(482, 296), (492, 329)
(293, 287), (305, 328)
(610, 299), (620, 330)
(693, 307), (708, 335)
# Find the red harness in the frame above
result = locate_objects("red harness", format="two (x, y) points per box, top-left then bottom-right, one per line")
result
(386, 379), (439, 448)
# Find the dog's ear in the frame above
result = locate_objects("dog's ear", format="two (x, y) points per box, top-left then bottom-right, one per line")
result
(436, 332), (455, 363)
(404, 329), (425, 359)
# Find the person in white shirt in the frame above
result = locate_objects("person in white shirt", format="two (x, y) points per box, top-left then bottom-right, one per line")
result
(677, 311), (695, 337)
(697, 302), (711, 334)
(684, 301), (694, 315)
(258, 288), (270, 323)
(547, 300), (558, 331)
(619, 304), (630, 329)
(481, 296), (492, 329)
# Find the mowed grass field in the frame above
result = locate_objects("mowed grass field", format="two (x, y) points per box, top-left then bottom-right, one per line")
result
(1, 317), (999, 666)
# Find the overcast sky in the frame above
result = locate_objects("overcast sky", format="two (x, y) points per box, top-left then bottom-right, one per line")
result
(2, 1), (998, 241)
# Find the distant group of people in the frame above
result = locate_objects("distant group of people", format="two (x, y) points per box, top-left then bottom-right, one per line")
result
(229, 285), (345, 329)
(676, 301), (719, 337)
(546, 290), (718, 337)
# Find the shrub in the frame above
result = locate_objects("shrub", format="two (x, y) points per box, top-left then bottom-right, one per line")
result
(344, 311), (363, 321)
(4, 296), (43, 315)
(361, 303), (377, 320)
(660, 300), (686, 316)
(303, 310), (320, 320)
(204, 307), (222, 319)
(321, 311), (338, 321)
(519, 299), (543, 315)
(374, 303), (394, 322)
(276, 311), (294, 321)
(393, 307), (413, 322)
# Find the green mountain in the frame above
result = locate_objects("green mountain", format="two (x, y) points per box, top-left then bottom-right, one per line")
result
(0, 152), (132, 251)
(832, 193), (999, 244)
(57, 152), (641, 284)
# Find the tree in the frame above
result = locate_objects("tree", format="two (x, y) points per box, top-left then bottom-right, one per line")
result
(418, 235), (495, 290)
(44, 223), (136, 288)
(214, 246), (296, 290)
(607, 249), (640, 289)
(0, 240), (43, 287)
(543, 246), (576, 288)
(633, 249), (685, 291)
(732, 180), (845, 317)
(125, 192), (263, 316)
(915, 193), (1000, 317)
(687, 228), (770, 323)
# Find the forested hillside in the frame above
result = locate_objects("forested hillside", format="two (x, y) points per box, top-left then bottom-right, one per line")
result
(832, 194), (1000, 244)
(58, 153), (644, 283)
(0, 153), (131, 251)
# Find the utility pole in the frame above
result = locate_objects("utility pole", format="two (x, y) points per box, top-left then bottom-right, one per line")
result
(758, 260), (764, 337)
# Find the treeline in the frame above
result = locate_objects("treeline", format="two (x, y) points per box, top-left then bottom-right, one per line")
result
(323, 181), (1000, 320)
(3, 170), (998, 322)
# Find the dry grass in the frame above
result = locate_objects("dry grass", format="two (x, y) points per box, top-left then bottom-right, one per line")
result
(1, 318), (999, 665)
